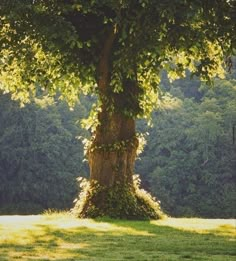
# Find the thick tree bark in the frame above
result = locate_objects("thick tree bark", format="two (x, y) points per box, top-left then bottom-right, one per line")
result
(88, 111), (138, 187)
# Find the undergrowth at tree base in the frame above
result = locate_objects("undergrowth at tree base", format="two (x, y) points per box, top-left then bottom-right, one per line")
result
(72, 176), (164, 220)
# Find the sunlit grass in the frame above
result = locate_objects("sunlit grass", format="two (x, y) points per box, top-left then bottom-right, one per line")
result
(0, 213), (235, 260)
(152, 218), (236, 237)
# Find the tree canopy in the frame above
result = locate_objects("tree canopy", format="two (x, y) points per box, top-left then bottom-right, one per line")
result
(0, 0), (235, 112)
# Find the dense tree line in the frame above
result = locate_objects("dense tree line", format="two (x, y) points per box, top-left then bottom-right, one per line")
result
(0, 74), (235, 217)
(137, 74), (236, 218)
(0, 94), (88, 214)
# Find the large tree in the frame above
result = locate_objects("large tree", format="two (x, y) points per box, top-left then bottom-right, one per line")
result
(0, 0), (235, 219)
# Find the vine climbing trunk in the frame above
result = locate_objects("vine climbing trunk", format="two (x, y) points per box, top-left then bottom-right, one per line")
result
(73, 27), (162, 219)
(89, 26), (139, 187)
(88, 26), (139, 187)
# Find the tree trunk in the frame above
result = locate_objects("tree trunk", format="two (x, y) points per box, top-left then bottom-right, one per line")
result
(88, 111), (138, 187)
(72, 100), (162, 219)
(88, 26), (138, 187)
(72, 27), (163, 219)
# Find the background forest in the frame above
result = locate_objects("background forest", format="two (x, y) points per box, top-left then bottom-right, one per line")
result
(0, 71), (235, 218)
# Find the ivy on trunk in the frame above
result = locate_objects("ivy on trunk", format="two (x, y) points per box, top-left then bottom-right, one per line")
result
(74, 27), (162, 219)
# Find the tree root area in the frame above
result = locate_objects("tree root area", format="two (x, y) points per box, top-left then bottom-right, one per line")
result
(72, 179), (164, 220)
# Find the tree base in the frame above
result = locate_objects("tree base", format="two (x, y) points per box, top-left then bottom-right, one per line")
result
(72, 176), (164, 220)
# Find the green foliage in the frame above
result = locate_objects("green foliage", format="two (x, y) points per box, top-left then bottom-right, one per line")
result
(136, 75), (236, 218)
(0, 0), (234, 116)
(0, 93), (88, 214)
(72, 175), (163, 220)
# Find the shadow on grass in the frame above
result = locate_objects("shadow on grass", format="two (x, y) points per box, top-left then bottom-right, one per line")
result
(0, 218), (235, 261)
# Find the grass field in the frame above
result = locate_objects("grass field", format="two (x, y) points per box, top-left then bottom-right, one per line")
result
(0, 213), (235, 260)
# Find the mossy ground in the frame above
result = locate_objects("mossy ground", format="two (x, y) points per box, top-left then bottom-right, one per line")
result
(0, 213), (235, 260)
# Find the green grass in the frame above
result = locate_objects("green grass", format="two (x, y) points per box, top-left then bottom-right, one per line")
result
(0, 213), (235, 260)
